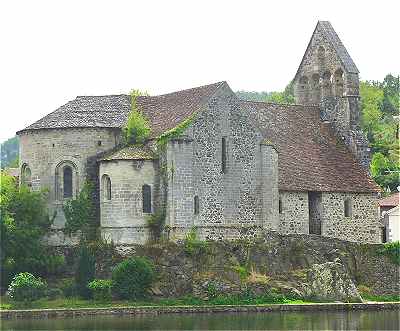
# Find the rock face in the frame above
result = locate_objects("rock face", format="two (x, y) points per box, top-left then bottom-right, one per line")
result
(59, 232), (399, 301)
(306, 259), (362, 302)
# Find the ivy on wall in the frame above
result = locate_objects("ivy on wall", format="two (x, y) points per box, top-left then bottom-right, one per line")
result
(156, 114), (195, 149)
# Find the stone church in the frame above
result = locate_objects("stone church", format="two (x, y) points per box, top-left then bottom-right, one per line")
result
(17, 21), (381, 245)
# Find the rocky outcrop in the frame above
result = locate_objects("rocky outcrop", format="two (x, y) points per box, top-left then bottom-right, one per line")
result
(305, 259), (362, 302)
(59, 232), (399, 301)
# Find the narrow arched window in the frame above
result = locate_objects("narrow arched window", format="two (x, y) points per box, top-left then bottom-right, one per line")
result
(344, 198), (352, 217)
(334, 68), (344, 97)
(102, 175), (111, 201)
(142, 184), (152, 213)
(299, 76), (309, 90)
(194, 196), (199, 215)
(63, 166), (73, 198)
(21, 164), (32, 188)
(221, 137), (227, 173)
(279, 198), (283, 214)
(318, 46), (325, 61)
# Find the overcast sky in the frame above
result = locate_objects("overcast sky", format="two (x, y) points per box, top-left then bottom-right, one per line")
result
(1, 0), (399, 142)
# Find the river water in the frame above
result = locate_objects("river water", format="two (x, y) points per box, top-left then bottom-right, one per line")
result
(1, 310), (399, 330)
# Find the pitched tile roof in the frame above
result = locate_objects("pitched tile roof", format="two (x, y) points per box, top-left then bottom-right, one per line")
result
(138, 81), (224, 138)
(100, 145), (156, 161)
(17, 82), (224, 136)
(242, 100), (380, 193)
(379, 192), (399, 207)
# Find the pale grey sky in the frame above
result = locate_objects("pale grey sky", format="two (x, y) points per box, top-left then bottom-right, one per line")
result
(1, 0), (399, 142)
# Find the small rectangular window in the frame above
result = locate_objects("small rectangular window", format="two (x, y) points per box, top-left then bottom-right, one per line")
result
(142, 184), (152, 213)
(222, 137), (227, 173)
(344, 198), (352, 217)
(97, 140), (102, 146)
(279, 199), (282, 214)
(194, 196), (199, 215)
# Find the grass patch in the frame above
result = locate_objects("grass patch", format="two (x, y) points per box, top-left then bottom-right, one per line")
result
(0, 294), (308, 310)
(361, 294), (400, 302)
(378, 241), (400, 265)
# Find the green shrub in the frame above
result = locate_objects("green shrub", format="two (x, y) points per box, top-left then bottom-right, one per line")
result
(7, 272), (47, 302)
(112, 257), (155, 299)
(124, 90), (151, 145)
(183, 227), (208, 257)
(75, 245), (95, 299)
(43, 255), (66, 275)
(379, 241), (400, 265)
(88, 279), (113, 301)
(46, 287), (63, 300)
(206, 281), (219, 299)
(59, 278), (77, 298)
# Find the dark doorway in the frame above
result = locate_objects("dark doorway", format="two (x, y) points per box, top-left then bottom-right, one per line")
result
(308, 192), (322, 235)
(381, 227), (387, 243)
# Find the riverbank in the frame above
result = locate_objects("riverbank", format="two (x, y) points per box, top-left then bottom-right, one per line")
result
(1, 302), (399, 320)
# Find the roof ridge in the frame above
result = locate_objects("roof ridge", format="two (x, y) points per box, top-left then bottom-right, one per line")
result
(76, 94), (129, 98)
(153, 81), (225, 98)
(241, 100), (320, 108)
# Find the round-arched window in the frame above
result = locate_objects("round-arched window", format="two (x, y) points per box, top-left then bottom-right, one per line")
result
(102, 175), (112, 201)
(63, 165), (73, 198)
(21, 164), (32, 188)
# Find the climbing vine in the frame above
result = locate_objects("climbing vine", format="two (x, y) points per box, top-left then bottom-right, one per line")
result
(145, 209), (166, 242)
(156, 114), (195, 149)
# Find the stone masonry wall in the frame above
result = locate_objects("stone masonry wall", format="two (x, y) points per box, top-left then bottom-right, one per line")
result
(99, 159), (157, 245)
(278, 191), (309, 235)
(321, 192), (381, 243)
(18, 128), (120, 245)
(168, 84), (268, 241)
(165, 139), (195, 231)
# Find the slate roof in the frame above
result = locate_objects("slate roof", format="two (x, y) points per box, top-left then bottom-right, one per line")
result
(18, 82), (224, 136)
(379, 193), (399, 207)
(242, 100), (380, 193)
(100, 145), (156, 161)
(18, 95), (131, 133)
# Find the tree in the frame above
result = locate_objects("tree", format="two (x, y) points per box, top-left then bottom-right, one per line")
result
(75, 244), (96, 299)
(63, 182), (96, 239)
(381, 74), (399, 116)
(236, 90), (270, 101)
(360, 77), (399, 193)
(265, 81), (295, 104)
(0, 172), (53, 287)
(0, 136), (19, 169)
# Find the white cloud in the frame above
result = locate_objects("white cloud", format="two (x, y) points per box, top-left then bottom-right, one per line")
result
(0, 0), (399, 142)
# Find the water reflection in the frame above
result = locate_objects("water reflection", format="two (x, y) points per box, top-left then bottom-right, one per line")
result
(1, 310), (399, 330)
